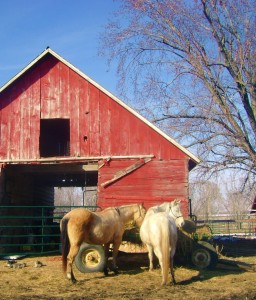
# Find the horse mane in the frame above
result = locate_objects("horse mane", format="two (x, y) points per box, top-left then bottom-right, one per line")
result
(103, 207), (117, 211)
(102, 204), (138, 210)
(117, 203), (139, 209)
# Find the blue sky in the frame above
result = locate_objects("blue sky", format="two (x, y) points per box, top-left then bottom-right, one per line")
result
(0, 0), (120, 95)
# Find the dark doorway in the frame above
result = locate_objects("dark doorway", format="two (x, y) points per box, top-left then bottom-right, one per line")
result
(40, 119), (70, 157)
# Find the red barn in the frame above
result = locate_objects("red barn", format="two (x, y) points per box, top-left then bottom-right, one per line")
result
(0, 48), (199, 216)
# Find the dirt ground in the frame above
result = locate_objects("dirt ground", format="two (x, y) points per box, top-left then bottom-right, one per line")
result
(0, 252), (255, 300)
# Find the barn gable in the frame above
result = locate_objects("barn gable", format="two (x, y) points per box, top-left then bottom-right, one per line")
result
(0, 48), (199, 212)
(0, 48), (199, 164)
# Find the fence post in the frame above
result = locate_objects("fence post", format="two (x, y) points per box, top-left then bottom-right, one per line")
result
(41, 207), (44, 253)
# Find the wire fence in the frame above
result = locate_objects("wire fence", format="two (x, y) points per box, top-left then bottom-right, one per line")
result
(196, 213), (256, 237)
(1, 206), (255, 258)
(0, 205), (98, 257)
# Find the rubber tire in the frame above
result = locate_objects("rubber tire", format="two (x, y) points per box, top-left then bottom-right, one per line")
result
(191, 241), (218, 269)
(75, 243), (106, 273)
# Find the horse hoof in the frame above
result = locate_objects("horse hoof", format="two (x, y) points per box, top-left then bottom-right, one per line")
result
(67, 274), (77, 284)
(103, 268), (109, 276)
(114, 268), (119, 275)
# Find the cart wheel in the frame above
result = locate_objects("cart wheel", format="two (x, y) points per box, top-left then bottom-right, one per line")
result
(191, 241), (218, 269)
(75, 243), (106, 273)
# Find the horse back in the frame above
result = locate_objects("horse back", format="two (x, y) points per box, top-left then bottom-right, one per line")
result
(63, 207), (92, 221)
(92, 209), (123, 238)
(62, 208), (93, 241)
(71, 207), (122, 245)
(141, 212), (175, 246)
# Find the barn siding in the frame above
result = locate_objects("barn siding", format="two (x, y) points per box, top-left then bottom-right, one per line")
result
(79, 79), (90, 157)
(69, 68), (81, 156)
(99, 91), (111, 155)
(97, 159), (189, 216)
(43, 58), (62, 118)
(89, 83), (100, 156)
(0, 54), (188, 162)
(30, 75), (41, 158)
(59, 62), (70, 118)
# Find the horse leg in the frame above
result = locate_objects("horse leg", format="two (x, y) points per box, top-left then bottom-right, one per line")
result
(67, 243), (80, 283)
(146, 245), (154, 271)
(103, 243), (110, 276)
(169, 239), (177, 285)
(112, 239), (122, 275)
(170, 255), (176, 285)
(153, 247), (167, 285)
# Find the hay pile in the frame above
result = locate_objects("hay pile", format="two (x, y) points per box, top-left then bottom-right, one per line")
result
(176, 220), (213, 260)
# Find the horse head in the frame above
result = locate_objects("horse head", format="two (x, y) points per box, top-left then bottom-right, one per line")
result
(169, 200), (185, 228)
(134, 203), (147, 227)
(157, 202), (172, 213)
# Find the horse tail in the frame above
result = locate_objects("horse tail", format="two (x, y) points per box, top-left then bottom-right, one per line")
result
(161, 220), (170, 285)
(60, 217), (70, 273)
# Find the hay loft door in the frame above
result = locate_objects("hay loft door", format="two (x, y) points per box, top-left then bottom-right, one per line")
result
(40, 119), (70, 157)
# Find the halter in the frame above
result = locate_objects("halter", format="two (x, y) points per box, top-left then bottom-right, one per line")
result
(170, 205), (183, 220)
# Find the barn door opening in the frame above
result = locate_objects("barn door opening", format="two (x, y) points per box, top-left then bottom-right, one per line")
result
(54, 172), (98, 207)
(0, 164), (99, 256)
(40, 119), (70, 157)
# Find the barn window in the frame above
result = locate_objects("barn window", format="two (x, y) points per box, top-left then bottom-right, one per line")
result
(40, 119), (70, 157)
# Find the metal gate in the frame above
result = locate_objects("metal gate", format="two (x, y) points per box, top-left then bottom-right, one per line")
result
(0, 205), (98, 257)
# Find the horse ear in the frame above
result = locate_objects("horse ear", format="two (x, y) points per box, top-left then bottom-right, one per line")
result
(174, 199), (181, 204)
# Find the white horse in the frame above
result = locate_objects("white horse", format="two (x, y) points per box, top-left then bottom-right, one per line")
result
(140, 200), (185, 286)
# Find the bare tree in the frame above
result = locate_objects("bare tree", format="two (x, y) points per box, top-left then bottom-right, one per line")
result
(54, 187), (82, 207)
(189, 180), (224, 218)
(222, 173), (256, 215)
(100, 0), (256, 187)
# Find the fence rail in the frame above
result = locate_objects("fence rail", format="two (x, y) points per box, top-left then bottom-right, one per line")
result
(1, 207), (255, 258)
(0, 205), (98, 257)
(196, 213), (256, 237)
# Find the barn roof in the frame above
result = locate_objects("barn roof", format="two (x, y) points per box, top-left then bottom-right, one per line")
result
(0, 47), (200, 165)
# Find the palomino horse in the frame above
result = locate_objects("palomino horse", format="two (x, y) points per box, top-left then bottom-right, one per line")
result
(140, 200), (185, 285)
(60, 203), (146, 282)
